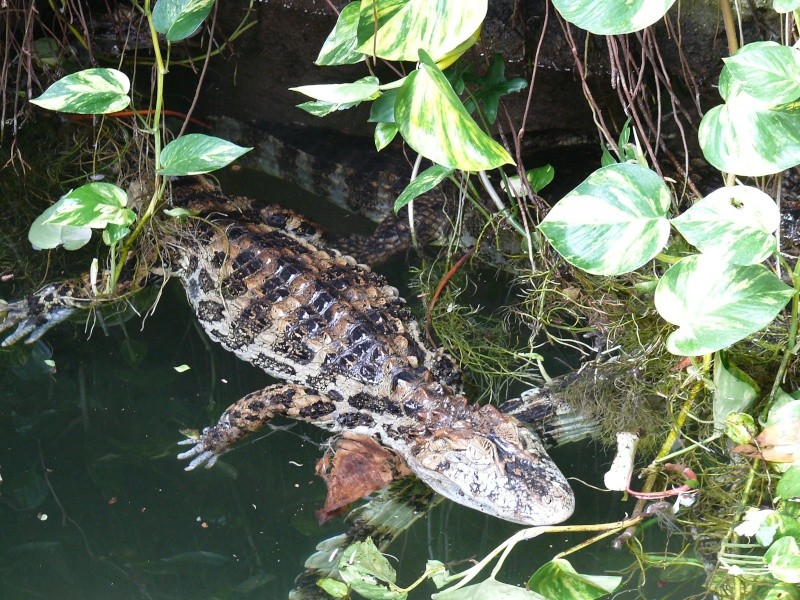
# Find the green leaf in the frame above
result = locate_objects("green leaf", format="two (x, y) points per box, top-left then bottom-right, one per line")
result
(426, 560), (450, 589)
(316, 2), (364, 65)
(527, 559), (621, 600)
(369, 88), (399, 123)
(28, 206), (92, 251)
(291, 76), (380, 104)
(671, 185), (778, 265)
(30, 68), (130, 114)
(723, 42), (800, 106)
(337, 539), (406, 600)
(698, 97), (800, 177)
(296, 100), (361, 117)
(766, 536), (800, 583)
(551, 0), (676, 35)
(723, 412), (757, 445)
(502, 165), (555, 197)
(152, 0), (215, 42)
(374, 122), (399, 151)
(316, 578), (349, 598)
(394, 165), (453, 212)
(538, 163), (671, 275)
(42, 183), (133, 228)
(654, 254), (794, 355)
(395, 50), (513, 171)
(434, 578), (546, 600)
(158, 134), (251, 176)
(102, 223), (131, 246)
(775, 0), (800, 12)
(356, 0), (486, 62)
(777, 466), (800, 502)
(767, 398), (800, 427)
(462, 54), (527, 124)
(712, 352), (759, 429)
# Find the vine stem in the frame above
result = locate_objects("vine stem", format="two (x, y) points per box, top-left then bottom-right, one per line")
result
(436, 517), (644, 595)
(114, 4), (166, 285)
(613, 372), (706, 548)
(766, 257), (800, 415)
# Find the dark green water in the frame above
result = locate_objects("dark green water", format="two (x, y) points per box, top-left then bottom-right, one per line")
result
(0, 168), (702, 599)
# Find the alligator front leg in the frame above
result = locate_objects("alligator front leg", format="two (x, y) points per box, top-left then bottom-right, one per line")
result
(0, 282), (87, 346)
(177, 384), (339, 470)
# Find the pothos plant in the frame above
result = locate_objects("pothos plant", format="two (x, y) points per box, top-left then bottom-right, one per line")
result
(25, 0), (251, 292)
(290, 0), (800, 598)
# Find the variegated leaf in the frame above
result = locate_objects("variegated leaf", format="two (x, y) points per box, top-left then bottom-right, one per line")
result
(654, 254), (793, 356)
(356, 0), (486, 62)
(29, 203), (92, 251)
(528, 559), (621, 600)
(43, 183), (134, 228)
(723, 42), (800, 106)
(671, 185), (778, 265)
(434, 578), (546, 600)
(152, 0), (215, 42)
(291, 76), (380, 104)
(158, 134), (251, 176)
(699, 98), (800, 176)
(551, 0), (676, 35)
(316, 2), (365, 65)
(30, 68), (130, 114)
(395, 51), (512, 171)
(538, 163), (671, 276)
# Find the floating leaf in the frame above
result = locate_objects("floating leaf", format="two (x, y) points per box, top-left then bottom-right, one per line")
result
(338, 539), (406, 600)
(671, 185), (778, 265)
(655, 255), (793, 355)
(316, 2), (364, 65)
(158, 134), (251, 176)
(30, 68), (130, 114)
(551, 0), (676, 35)
(356, 0), (486, 62)
(174, 364), (191, 373)
(528, 559), (622, 600)
(434, 578), (546, 600)
(152, 0), (215, 42)
(394, 165), (453, 212)
(538, 163), (671, 275)
(395, 50), (513, 171)
(316, 578), (349, 598)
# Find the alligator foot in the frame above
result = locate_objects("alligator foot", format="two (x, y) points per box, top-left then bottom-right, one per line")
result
(177, 435), (220, 470)
(1, 283), (82, 346)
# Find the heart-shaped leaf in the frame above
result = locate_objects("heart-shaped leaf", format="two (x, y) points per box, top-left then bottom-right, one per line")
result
(528, 559), (622, 599)
(551, 0), (676, 35)
(654, 254), (793, 355)
(30, 68), (130, 114)
(723, 42), (800, 105)
(538, 163), (671, 275)
(670, 185), (778, 265)
(158, 134), (251, 176)
(152, 0), (215, 42)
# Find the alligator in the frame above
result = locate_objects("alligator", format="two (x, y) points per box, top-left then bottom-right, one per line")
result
(0, 177), (575, 526)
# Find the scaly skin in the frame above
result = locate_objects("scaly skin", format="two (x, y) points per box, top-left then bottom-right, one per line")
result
(2, 178), (574, 526)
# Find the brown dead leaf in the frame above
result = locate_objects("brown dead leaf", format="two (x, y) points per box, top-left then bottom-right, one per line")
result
(732, 419), (800, 463)
(315, 433), (411, 524)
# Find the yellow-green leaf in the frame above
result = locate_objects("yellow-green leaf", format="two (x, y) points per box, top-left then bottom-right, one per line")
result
(395, 50), (512, 171)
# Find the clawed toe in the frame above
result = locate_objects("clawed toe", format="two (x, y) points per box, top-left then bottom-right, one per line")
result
(177, 440), (218, 471)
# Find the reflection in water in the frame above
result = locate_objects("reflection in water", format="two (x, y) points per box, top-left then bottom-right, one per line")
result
(0, 283), (609, 599)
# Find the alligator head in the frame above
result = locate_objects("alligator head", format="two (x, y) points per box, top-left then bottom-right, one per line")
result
(407, 414), (575, 526)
